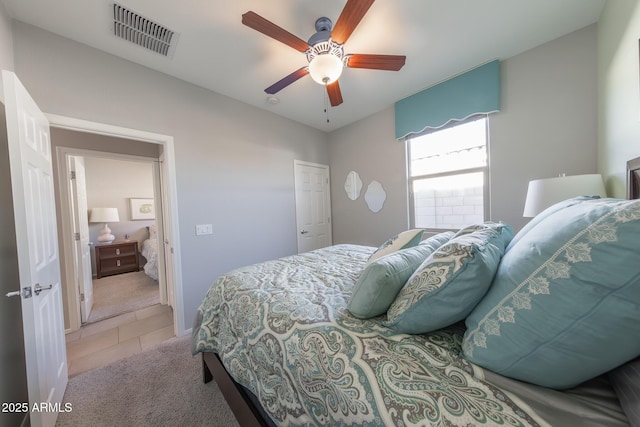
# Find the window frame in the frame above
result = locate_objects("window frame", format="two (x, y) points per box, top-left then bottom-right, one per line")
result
(406, 115), (490, 232)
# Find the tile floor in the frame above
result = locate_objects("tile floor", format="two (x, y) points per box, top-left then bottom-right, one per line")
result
(65, 303), (175, 378)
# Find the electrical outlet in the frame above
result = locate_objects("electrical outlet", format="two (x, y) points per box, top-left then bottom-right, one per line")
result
(195, 224), (212, 236)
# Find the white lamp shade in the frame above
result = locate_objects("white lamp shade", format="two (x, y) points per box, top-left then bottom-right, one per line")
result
(523, 174), (607, 217)
(89, 207), (120, 223)
(308, 53), (343, 85)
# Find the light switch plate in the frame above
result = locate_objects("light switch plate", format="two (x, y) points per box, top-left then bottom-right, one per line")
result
(195, 224), (212, 235)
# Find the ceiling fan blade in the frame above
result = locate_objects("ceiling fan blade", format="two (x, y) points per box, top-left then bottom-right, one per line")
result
(346, 54), (406, 71)
(242, 11), (309, 52)
(331, 0), (375, 45)
(265, 67), (309, 94)
(326, 81), (343, 107)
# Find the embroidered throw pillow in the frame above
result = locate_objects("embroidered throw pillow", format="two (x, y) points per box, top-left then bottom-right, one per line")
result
(505, 196), (597, 252)
(463, 198), (640, 389)
(366, 229), (424, 265)
(348, 232), (453, 319)
(453, 221), (512, 238)
(384, 223), (513, 334)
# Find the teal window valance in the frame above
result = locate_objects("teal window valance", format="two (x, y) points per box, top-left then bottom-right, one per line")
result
(394, 60), (500, 139)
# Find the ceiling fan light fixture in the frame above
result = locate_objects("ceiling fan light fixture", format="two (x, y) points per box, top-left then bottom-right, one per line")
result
(309, 53), (343, 85)
(306, 40), (344, 86)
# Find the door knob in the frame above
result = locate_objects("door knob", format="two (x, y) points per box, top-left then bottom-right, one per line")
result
(300, 230), (309, 234)
(5, 287), (32, 299)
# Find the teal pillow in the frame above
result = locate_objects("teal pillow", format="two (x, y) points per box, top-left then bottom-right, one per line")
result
(384, 223), (513, 334)
(419, 231), (455, 247)
(463, 198), (640, 390)
(453, 221), (513, 238)
(366, 229), (424, 265)
(506, 196), (598, 252)
(348, 232), (453, 319)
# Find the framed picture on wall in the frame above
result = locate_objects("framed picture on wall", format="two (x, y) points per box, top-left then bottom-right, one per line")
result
(130, 198), (155, 220)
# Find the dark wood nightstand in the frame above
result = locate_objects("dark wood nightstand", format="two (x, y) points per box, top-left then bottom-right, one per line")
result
(95, 241), (140, 279)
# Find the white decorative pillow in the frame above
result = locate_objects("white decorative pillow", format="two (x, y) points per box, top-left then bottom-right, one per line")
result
(366, 229), (424, 265)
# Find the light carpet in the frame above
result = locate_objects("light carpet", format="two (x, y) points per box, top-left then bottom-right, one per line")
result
(56, 334), (239, 427)
(87, 271), (160, 324)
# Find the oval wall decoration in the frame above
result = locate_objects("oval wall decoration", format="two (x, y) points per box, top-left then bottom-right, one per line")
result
(364, 180), (386, 213)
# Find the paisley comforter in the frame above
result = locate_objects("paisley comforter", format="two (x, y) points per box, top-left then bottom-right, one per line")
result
(191, 244), (550, 426)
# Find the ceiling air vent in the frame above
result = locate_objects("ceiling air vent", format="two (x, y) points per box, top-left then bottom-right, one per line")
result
(113, 3), (176, 57)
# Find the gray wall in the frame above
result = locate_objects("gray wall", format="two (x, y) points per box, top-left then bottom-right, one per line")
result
(0, 0), (12, 93)
(328, 107), (408, 246)
(598, 0), (640, 196)
(0, 4), (29, 427)
(329, 24), (598, 243)
(490, 24), (598, 231)
(12, 22), (330, 332)
(84, 157), (155, 251)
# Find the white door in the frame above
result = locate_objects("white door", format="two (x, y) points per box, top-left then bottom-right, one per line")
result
(294, 161), (332, 253)
(69, 156), (93, 322)
(158, 152), (175, 310)
(3, 70), (67, 427)
(152, 158), (168, 305)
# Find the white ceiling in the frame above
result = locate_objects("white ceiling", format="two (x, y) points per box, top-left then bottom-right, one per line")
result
(2, 0), (605, 132)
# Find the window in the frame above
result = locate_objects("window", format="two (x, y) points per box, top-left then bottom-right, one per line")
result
(408, 116), (489, 230)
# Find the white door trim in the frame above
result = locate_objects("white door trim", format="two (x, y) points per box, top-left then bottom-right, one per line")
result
(46, 114), (186, 336)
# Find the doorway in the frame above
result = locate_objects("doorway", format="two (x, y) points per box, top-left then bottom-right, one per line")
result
(70, 154), (161, 324)
(47, 115), (184, 337)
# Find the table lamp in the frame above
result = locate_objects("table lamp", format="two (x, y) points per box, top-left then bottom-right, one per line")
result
(523, 174), (606, 217)
(89, 207), (120, 243)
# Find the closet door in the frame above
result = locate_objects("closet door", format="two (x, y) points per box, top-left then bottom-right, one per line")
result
(294, 160), (332, 253)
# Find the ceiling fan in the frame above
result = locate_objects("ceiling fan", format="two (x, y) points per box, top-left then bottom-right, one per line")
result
(242, 0), (406, 107)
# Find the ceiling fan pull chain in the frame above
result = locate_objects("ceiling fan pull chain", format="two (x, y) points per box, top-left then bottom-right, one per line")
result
(324, 87), (330, 124)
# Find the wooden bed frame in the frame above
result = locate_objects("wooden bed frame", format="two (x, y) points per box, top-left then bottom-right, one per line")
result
(202, 156), (640, 427)
(628, 155), (640, 199)
(202, 352), (273, 427)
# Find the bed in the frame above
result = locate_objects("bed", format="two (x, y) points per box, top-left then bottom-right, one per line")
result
(141, 224), (159, 281)
(192, 159), (640, 427)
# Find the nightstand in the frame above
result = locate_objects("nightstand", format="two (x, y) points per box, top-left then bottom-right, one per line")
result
(95, 241), (140, 279)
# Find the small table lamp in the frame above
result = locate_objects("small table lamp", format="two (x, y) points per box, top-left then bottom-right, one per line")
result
(89, 207), (120, 243)
(523, 174), (607, 217)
